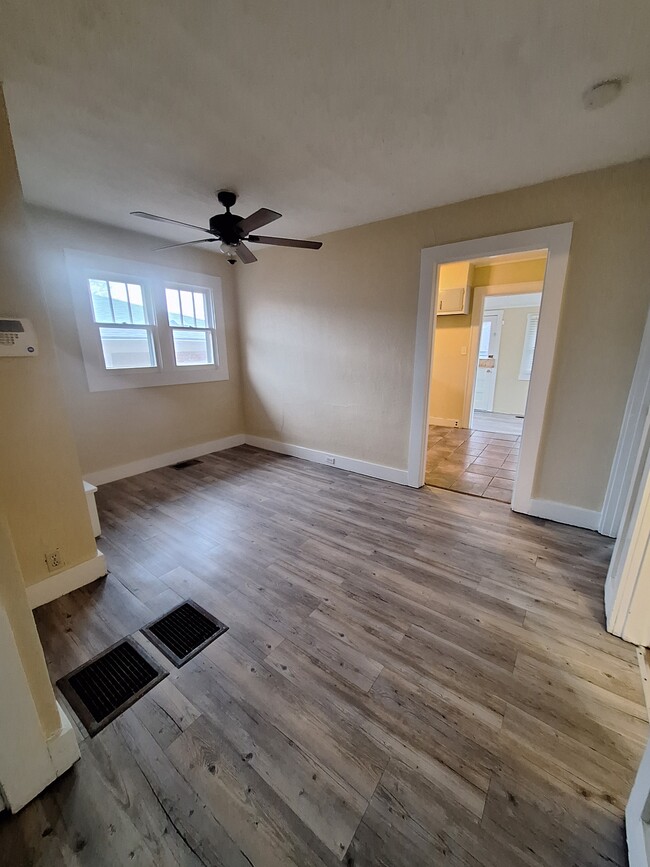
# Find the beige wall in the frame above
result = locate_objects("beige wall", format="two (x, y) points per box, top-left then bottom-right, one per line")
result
(238, 159), (650, 512)
(430, 258), (545, 423)
(0, 87), (82, 736)
(0, 100), (96, 591)
(492, 304), (540, 416)
(27, 207), (245, 477)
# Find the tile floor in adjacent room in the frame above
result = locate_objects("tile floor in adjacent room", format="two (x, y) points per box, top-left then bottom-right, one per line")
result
(425, 425), (521, 502)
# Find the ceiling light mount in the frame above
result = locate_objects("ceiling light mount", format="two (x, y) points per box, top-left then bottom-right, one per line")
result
(216, 189), (237, 211)
(582, 78), (624, 110)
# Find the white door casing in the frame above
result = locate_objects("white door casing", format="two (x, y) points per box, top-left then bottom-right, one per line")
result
(605, 406), (650, 646)
(600, 304), (650, 538)
(627, 735), (650, 867)
(408, 223), (573, 519)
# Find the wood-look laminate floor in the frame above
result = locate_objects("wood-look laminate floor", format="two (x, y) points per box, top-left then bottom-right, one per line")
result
(2, 445), (647, 867)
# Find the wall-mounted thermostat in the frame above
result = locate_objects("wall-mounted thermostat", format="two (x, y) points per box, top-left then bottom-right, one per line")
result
(0, 318), (38, 356)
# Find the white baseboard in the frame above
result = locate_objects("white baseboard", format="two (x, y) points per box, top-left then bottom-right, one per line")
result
(526, 498), (602, 531)
(429, 417), (460, 428)
(85, 434), (246, 486)
(47, 702), (80, 778)
(245, 435), (409, 485)
(27, 549), (107, 609)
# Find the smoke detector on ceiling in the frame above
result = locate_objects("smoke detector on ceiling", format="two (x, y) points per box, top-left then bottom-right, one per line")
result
(582, 78), (624, 110)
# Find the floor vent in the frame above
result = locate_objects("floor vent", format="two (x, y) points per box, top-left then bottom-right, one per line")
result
(142, 600), (228, 667)
(170, 458), (202, 469)
(57, 637), (167, 737)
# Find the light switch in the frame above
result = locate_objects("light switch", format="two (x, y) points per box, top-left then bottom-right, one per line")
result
(460, 346), (467, 356)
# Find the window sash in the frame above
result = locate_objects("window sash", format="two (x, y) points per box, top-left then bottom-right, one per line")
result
(164, 286), (212, 329)
(171, 328), (216, 367)
(97, 325), (158, 370)
(67, 250), (229, 392)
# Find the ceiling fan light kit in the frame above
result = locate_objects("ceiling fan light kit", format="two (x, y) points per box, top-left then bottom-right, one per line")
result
(131, 190), (322, 264)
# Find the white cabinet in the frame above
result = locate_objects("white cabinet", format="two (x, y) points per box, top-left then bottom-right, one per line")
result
(436, 261), (471, 315)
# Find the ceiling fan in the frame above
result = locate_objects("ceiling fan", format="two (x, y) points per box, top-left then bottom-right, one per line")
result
(131, 190), (322, 264)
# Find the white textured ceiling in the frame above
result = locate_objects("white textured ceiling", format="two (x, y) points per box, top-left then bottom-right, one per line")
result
(1, 0), (649, 245)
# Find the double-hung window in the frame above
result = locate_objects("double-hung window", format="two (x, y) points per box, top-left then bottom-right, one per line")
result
(518, 312), (539, 381)
(66, 251), (228, 391)
(165, 286), (215, 367)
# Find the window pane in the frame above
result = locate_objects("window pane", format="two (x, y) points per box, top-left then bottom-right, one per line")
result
(108, 281), (131, 323)
(89, 278), (148, 325)
(99, 327), (156, 369)
(180, 290), (195, 326)
(194, 293), (206, 327)
(89, 279), (113, 322)
(165, 288), (183, 326)
(165, 287), (209, 327)
(172, 329), (213, 366)
(127, 283), (146, 324)
(519, 313), (539, 380)
(479, 320), (491, 358)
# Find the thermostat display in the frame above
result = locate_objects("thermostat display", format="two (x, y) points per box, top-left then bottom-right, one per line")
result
(0, 317), (38, 356)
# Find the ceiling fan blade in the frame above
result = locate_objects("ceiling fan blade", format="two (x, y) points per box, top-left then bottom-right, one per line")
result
(131, 211), (212, 233)
(236, 208), (282, 234)
(154, 239), (217, 251)
(247, 234), (322, 250)
(235, 242), (258, 264)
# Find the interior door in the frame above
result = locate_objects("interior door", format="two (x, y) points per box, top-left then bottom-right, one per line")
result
(473, 310), (502, 412)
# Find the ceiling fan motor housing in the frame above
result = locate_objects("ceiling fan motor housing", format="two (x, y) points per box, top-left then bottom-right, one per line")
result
(209, 211), (244, 245)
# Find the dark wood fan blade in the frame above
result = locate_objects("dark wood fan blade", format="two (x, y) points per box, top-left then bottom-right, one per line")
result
(247, 234), (322, 250)
(235, 242), (258, 264)
(236, 208), (282, 234)
(131, 212), (212, 233)
(154, 239), (216, 251)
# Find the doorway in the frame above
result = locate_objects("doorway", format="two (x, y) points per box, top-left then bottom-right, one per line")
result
(408, 223), (573, 516)
(426, 283), (544, 502)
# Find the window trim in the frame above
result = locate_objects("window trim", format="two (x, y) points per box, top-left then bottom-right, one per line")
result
(65, 250), (229, 392)
(518, 312), (539, 381)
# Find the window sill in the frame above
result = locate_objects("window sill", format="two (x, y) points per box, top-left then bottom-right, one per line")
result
(84, 364), (229, 392)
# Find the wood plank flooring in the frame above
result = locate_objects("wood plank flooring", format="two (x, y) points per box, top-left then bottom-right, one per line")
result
(1, 445), (646, 866)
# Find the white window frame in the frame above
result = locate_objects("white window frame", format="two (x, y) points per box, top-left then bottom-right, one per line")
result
(65, 250), (229, 392)
(518, 312), (539, 381)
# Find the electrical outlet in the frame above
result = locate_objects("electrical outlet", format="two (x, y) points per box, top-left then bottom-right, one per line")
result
(45, 548), (65, 572)
(325, 455), (336, 466)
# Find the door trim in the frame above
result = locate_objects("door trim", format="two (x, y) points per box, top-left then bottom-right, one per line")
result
(600, 305), (650, 538)
(407, 224), (573, 518)
(626, 735), (650, 867)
